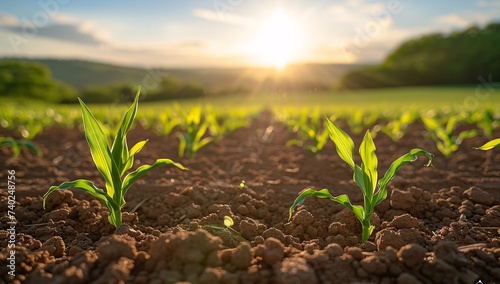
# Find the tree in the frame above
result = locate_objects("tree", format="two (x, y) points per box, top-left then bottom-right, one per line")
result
(0, 60), (77, 102)
(339, 22), (500, 89)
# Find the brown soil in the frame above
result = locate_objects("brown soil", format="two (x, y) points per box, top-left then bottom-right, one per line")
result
(1, 111), (500, 284)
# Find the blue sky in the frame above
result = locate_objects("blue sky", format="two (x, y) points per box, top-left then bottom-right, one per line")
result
(0, 0), (499, 68)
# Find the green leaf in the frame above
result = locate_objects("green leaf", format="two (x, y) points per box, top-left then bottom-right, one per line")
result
(456, 130), (477, 143)
(353, 165), (366, 194)
(475, 138), (500, 150)
(376, 149), (434, 205)
(359, 130), (377, 195)
(445, 116), (457, 134)
(176, 132), (187, 157)
(20, 140), (42, 157)
(122, 140), (148, 175)
(316, 128), (329, 151)
(122, 159), (187, 196)
(325, 117), (355, 169)
(111, 87), (140, 174)
(194, 137), (213, 152)
(78, 98), (121, 197)
(289, 188), (364, 223)
(43, 179), (118, 211)
(286, 139), (304, 147)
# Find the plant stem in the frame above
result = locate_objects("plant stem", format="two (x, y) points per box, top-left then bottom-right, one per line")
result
(110, 209), (122, 228)
(361, 220), (371, 244)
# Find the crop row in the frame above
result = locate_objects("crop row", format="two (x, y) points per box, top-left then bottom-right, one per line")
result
(0, 100), (259, 161)
(273, 106), (500, 158)
(1, 99), (499, 161)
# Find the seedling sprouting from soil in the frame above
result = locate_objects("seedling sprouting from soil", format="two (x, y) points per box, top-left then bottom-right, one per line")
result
(286, 109), (329, 156)
(422, 115), (476, 158)
(0, 136), (42, 163)
(43, 88), (186, 228)
(289, 117), (434, 244)
(176, 106), (212, 158)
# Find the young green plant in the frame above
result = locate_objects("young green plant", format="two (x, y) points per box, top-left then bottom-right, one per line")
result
(289, 117), (434, 244)
(43, 88), (186, 228)
(381, 110), (417, 141)
(422, 115), (477, 158)
(176, 106), (212, 158)
(286, 109), (329, 156)
(0, 136), (42, 163)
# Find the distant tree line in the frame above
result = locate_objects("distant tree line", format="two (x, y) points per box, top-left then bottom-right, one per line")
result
(339, 22), (500, 89)
(80, 77), (205, 103)
(0, 60), (206, 103)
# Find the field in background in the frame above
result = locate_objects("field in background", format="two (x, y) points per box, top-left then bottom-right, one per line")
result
(140, 86), (499, 112)
(2, 86), (498, 117)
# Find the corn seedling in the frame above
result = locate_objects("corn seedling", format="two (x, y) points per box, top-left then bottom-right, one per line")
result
(176, 107), (212, 158)
(468, 108), (499, 138)
(422, 115), (477, 158)
(381, 110), (417, 141)
(154, 111), (181, 137)
(43, 88), (186, 228)
(346, 110), (379, 135)
(206, 110), (248, 142)
(475, 138), (500, 150)
(196, 216), (246, 246)
(289, 117), (433, 244)
(286, 109), (330, 156)
(0, 136), (42, 163)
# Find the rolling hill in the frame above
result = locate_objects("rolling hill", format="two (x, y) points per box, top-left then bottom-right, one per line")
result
(5, 58), (365, 94)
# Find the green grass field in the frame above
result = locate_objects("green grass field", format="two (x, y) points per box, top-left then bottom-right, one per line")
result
(137, 86), (500, 113)
(2, 86), (499, 118)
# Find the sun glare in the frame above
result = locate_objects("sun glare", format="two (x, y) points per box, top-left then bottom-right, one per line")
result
(253, 9), (302, 69)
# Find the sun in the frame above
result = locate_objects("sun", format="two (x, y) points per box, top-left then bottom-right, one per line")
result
(253, 9), (302, 69)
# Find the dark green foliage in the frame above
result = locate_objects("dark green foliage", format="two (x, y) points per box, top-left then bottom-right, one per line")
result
(0, 60), (77, 102)
(340, 22), (500, 89)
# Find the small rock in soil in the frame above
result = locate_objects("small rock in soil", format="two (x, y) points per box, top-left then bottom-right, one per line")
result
(397, 273), (422, 284)
(41, 236), (65, 258)
(96, 235), (137, 264)
(398, 244), (427, 267)
(255, 237), (285, 266)
(463, 186), (494, 206)
(387, 214), (420, 229)
(376, 229), (405, 250)
(230, 242), (253, 269)
(275, 257), (318, 284)
(390, 189), (416, 210)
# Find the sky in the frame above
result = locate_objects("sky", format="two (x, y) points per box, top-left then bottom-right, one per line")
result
(0, 0), (499, 68)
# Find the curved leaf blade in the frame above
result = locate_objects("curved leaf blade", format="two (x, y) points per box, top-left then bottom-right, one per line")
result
(122, 159), (187, 195)
(325, 117), (355, 169)
(78, 98), (119, 196)
(111, 87), (140, 173)
(359, 130), (377, 195)
(375, 149), (434, 206)
(475, 138), (500, 150)
(43, 179), (118, 210)
(122, 140), (148, 175)
(289, 188), (364, 222)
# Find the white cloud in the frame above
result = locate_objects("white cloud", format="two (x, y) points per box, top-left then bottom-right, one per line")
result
(193, 9), (253, 27)
(476, 0), (500, 7)
(0, 13), (19, 26)
(0, 12), (107, 46)
(435, 14), (470, 28)
(329, 0), (393, 26)
(433, 11), (499, 32)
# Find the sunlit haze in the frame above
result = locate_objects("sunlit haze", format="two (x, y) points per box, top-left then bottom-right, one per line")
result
(0, 0), (499, 68)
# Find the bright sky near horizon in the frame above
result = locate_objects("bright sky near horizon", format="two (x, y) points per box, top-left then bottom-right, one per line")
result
(0, 0), (499, 68)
